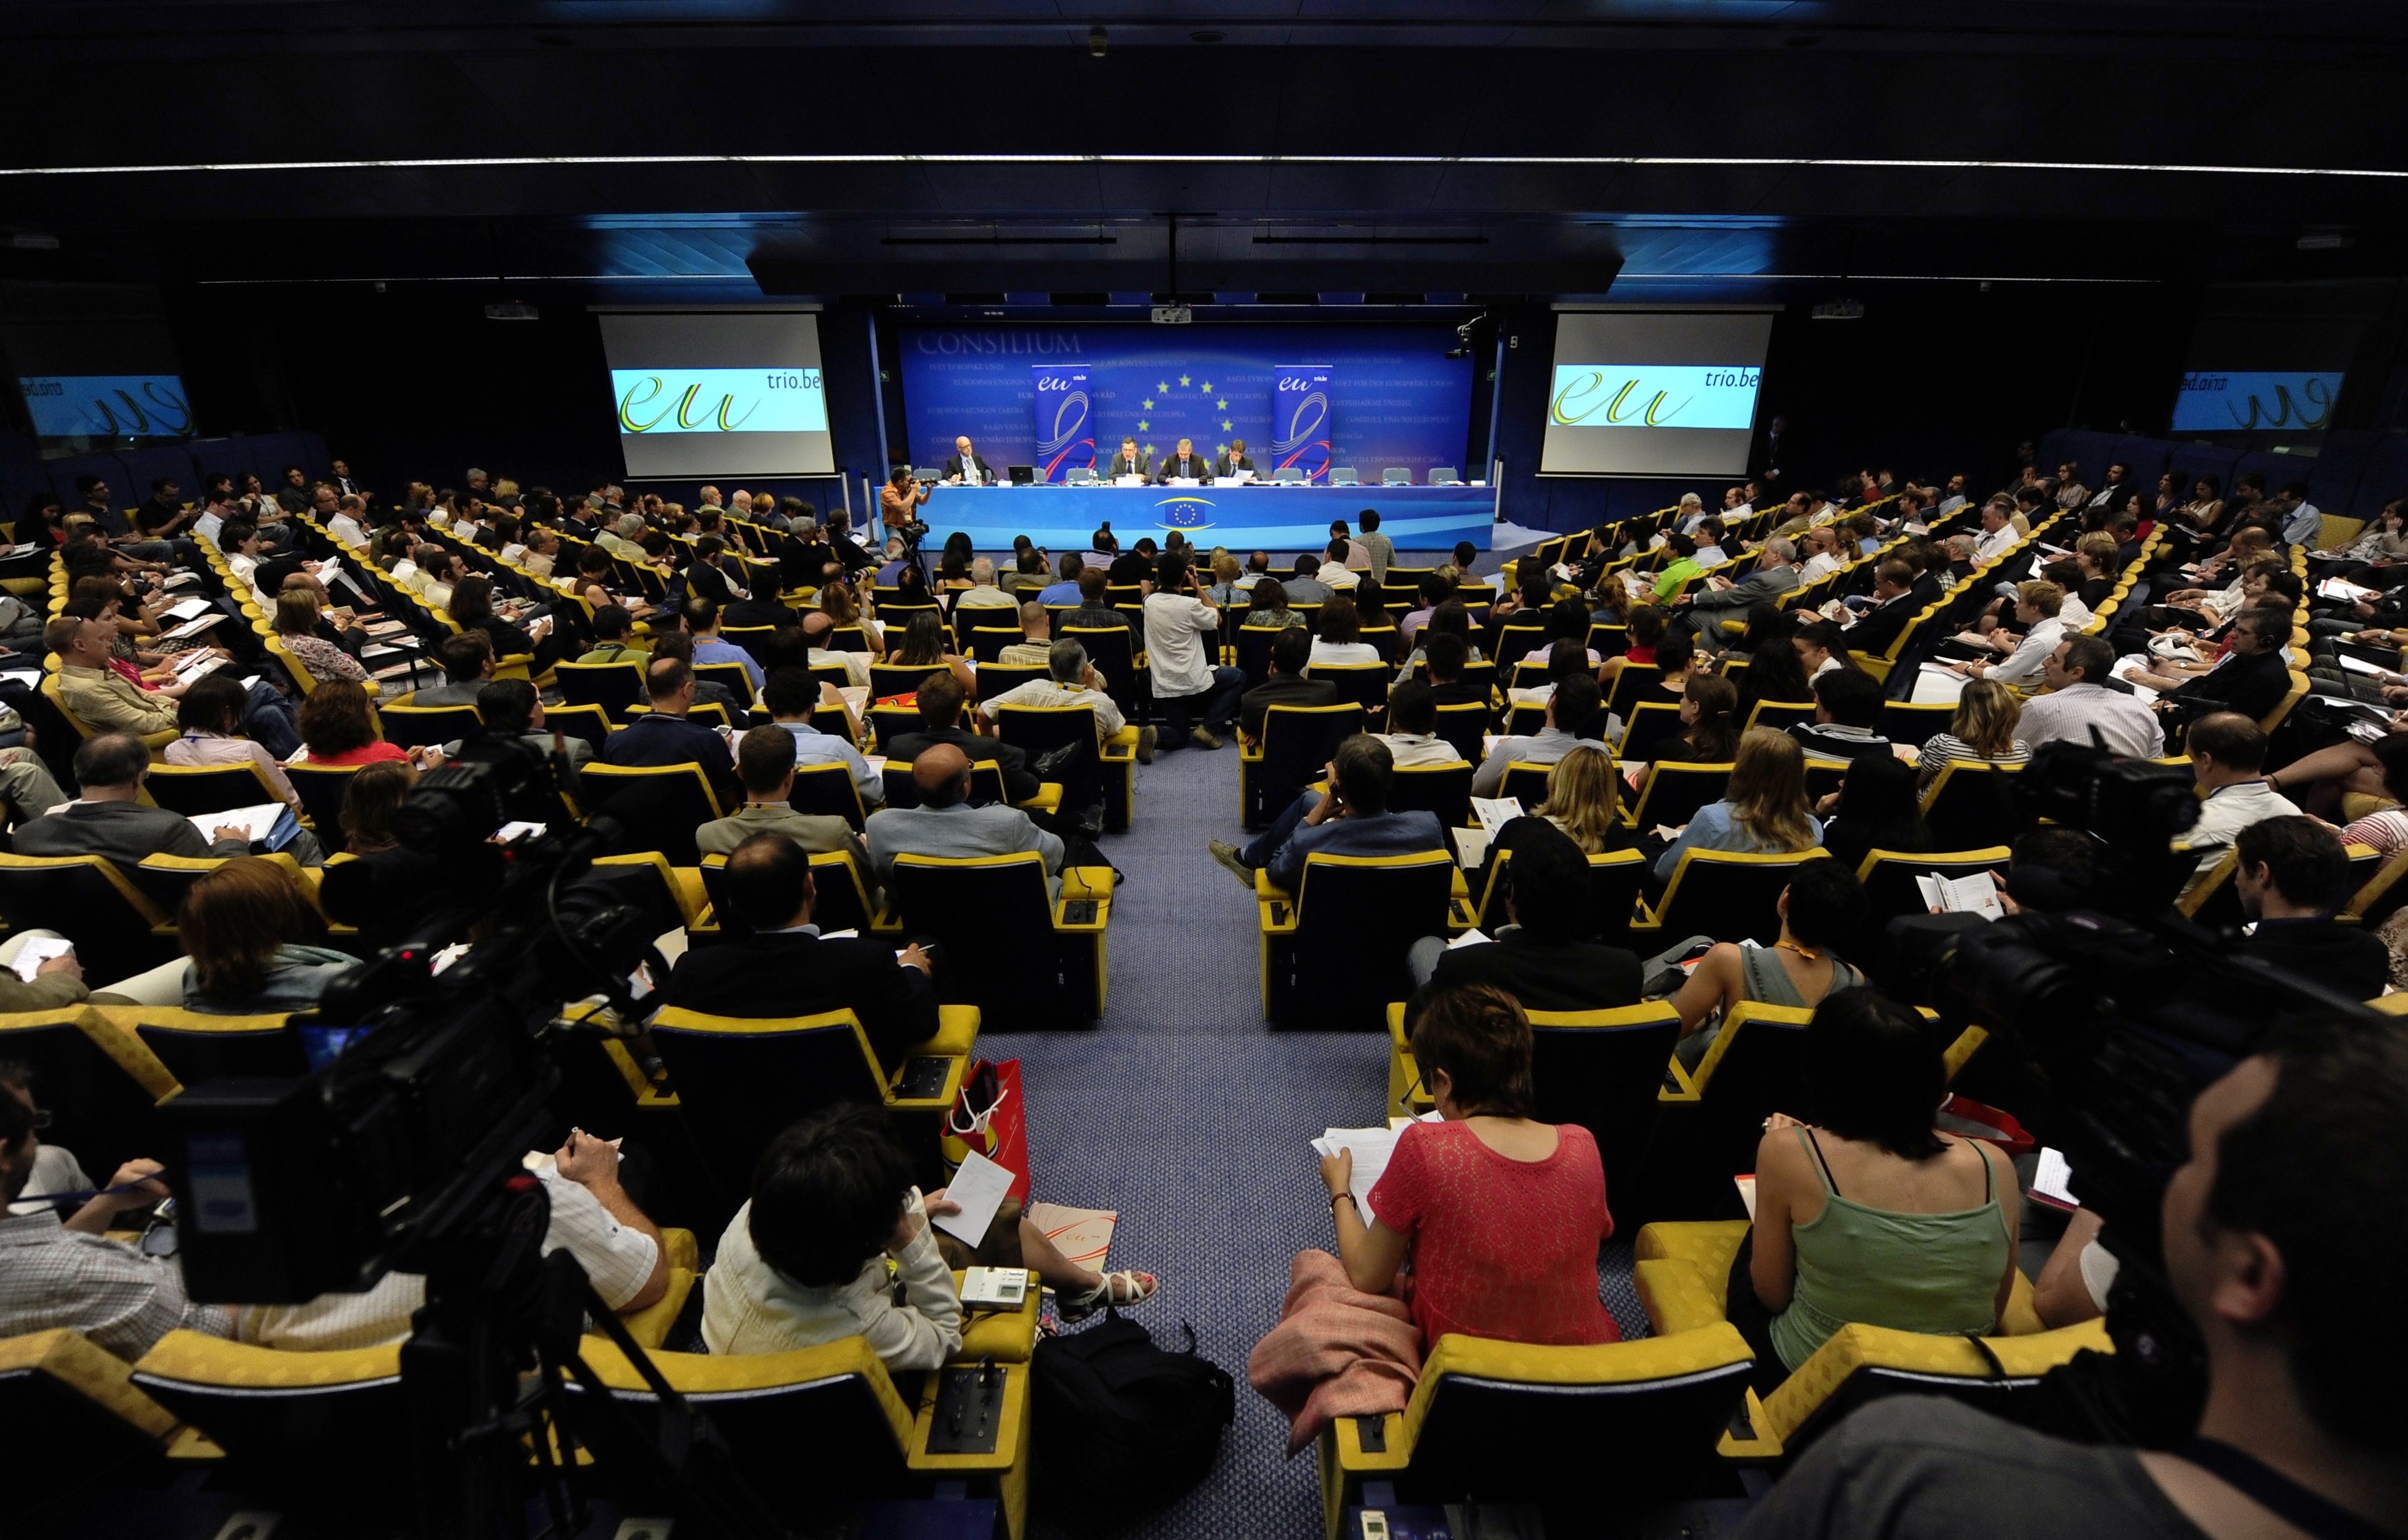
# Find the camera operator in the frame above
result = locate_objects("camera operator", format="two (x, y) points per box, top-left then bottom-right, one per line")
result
(1738, 1017), (2408, 1540)
(878, 464), (930, 548)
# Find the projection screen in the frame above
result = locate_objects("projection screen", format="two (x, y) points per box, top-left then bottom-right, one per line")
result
(597, 310), (834, 478)
(1540, 310), (1776, 477)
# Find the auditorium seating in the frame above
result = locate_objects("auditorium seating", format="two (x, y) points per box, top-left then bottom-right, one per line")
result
(1636, 848), (1830, 949)
(887, 853), (1112, 1026)
(141, 761), (291, 817)
(1453, 846), (1646, 947)
(1240, 703), (1364, 827)
(574, 762), (726, 866)
(1633, 1220), (2110, 1463)
(992, 701), (1140, 832)
(0, 1328), (180, 1479)
(1258, 851), (1457, 1029)
(0, 854), (180, 983)
(1919, 760), (2024, 851)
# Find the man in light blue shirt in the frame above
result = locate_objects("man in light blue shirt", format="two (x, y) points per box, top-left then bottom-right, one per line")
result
(1469, 675), (1615, 798)
(687, 599), (764, 692)
(1036, 553), (1087, 606)
(762, 666), (883, 807)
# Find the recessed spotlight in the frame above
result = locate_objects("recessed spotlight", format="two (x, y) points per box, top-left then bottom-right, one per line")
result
(1191, 30), (1224, 43)
(1088, 25), (1108, 57)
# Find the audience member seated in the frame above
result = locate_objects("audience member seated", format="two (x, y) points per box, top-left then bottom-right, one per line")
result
(45, 612), (186, 738)
(706, 1104), (1153, 1367)
(1788, 669), (1894, 763)
(1916, 677), (2031, 788)
(1725, 987), (2018, 1394)
(1239, 626), (1340, 747)
(339, 760), (416, 856)
(1654, 726), (1825, 884)
(2230, 817), (2390, 999)
(576, 603), (648, 664)
(1253, 986), (1618, 1449)
(2175, 713), (2300, 883)
(698, 725), (873, 869)
(102, 857), (356, 1012)
(1404, 823), (1643, 1020)
(994, 600), (1055, 668)
(1242, 577), (1302, 631)
(2153, 608), (2296, 725)
(450, 573), (562, 675)
(977, 638), (1150, 768)
(2016, 634), (2165, 756)
(1661, 859), (1869, 1068)
(647, 630), (741, 713)
(1212, 734), (1444, 891)
(1817, 755), (1933, 872)
(297, 679), (414, 767)
(596, 657), (741, 808)
(665, 832), (929, 1066)
(1423, 630), (1489, 710)
(1309, 596), (1381, 667)
(1473, 673), (1609, 797)
(760, 665), (880, 803)
(408, 632), (498, 707)
(865, 744), (1064, 899)
(448, 678), (590, 788)
(16, 734), (243, 902)
(1667, 673), (1742, 762)
(1739, 1019), (2406, 1540)
(272, 588), (368, 685)
(1733, 623), (1814, 719)
(1517, 742), (1631, 853)
(885, 673), (1038, 803)
(1373, 679), (1467, 769)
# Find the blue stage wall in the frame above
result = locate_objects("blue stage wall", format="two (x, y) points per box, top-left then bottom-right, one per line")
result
(897, 324), (1474, 485)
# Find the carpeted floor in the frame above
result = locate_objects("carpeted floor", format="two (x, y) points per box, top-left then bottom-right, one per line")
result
(983, 734), (1646, 1540)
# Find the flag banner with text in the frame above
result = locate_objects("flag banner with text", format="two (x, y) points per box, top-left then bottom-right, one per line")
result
(1030, 362), (1094, 482)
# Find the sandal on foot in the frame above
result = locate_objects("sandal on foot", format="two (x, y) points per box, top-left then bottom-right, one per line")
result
(1059, 1270), (1159, 1321)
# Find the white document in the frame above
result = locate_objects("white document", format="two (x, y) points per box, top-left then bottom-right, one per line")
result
(1469, 796), (1524, 838)
(2030, 1146), (2080, 1209)
(8, 936), (75, 983)
(164, 598), (213, 621)
(2319, 577), (2380, 602)
(160, 613), (225, 642)
(174, 653), (228, 682)
(838, 685), (870, 713)
(1909, 664), (1971, 705)
(1309, 1125), (1404, 1225)
(860, 754), (887, 778)
(1113, 474), (1145, 487)
(1451, 826), (1490, 868)
(1447, 928), (1492, 950)
(192, 803), (284, 843)
(2339, 654), (2393, 677)
(0, 670), (40, 691)
(1916, 870), (2006, 921)
(1735, 1174), (1758, 1221)
(932, 1149), (1016, 1247)
(2109, 657), (2167, 701)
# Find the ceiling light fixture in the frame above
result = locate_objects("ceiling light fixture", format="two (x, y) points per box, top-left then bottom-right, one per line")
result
(1088, 25), (1107, 57)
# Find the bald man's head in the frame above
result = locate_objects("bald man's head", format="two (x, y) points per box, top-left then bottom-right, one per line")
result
(915, 744), (974, 808)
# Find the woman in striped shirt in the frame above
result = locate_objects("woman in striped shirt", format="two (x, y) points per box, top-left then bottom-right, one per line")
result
(1916, 678), (2032, 791)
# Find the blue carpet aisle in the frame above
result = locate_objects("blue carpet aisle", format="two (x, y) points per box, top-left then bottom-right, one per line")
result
(980, 739), (1647, 1540)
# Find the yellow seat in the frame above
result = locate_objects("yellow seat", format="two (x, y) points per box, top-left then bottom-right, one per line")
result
(1634, 846), (1830, 946)
(1258, 851), (1458, 1029)
(888, 851), (1112, 1026)
(95, 1004), (308, 1084)
(0, 1328), (180, 1475)
(131, 1332), (406, 1494)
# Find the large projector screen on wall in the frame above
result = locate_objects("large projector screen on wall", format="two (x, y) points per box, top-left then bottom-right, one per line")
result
(1540, 310), (1774, 477)
(597, 310), (834, 478)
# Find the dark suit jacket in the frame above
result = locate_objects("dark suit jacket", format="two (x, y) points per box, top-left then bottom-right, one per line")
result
(1405, 931), (1644, 1029)
(1213, 453), (1256, 479)
(1103, 451), (1147, 480)
(724, 596), (799, 630)
(2164, 647), (2290, 723)
(13, 801), (248, 910)
(1241, 675), (1341, 742)
(1157, 454), (1210, 483)
(2239, 917), (2390, 1002)
(1429, 679), (1491, 708)
(596, 711), (741, 808)
(940, 454), (997, 484)
(885, 726), (1038, 803)
(661, 930), (938, 1074)
(1106, 554), (1153, 587)
(1847, 593), (1919, 658)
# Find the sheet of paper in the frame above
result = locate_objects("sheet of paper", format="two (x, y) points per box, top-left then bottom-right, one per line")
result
(932, 1149), (1016, 1247)
(1917, 871), (2005, 921)
(1469, 795), (1524, 838)
(1, 670), (40, 690)
(2340, 653), (2391, 676)
(1026, 1201), (1118, 1272)
(164, 597), (213, 621)
(1308, 1126), (1402, 1225)
(860, 754), (887, 778)
(2319, 577), (2380, 602)
(160, 613), (225, 642)
(1447, 928), (1492, 950)
(1451, 825), (1489, 868)
(838, 685), (870, 713)
(1735, 1175), (1758, 1221)
(174, 654), (228, 682)
(9, 936), (75, 983)
(192, 803), (284, 843)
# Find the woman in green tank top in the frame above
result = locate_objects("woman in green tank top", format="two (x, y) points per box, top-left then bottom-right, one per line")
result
(1732, 989), (2021, 1387)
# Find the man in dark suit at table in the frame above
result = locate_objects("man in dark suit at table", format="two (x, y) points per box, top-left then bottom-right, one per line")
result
(1213, 439), (1257, 480)
(1399, 824), (1642, 1026)
(883, 672), (1041, 804)
(661, 832), (936, 1074)
(940, 436), (997, 487)
(1157, 437), (1210, 484)
(1104, 437), (1148, 481)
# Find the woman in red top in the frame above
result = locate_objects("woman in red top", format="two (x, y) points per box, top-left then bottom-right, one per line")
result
(1323, 986), (1619, 1347)
(295, 679), (419, 768)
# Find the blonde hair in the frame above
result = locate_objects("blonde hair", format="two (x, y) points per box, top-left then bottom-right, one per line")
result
(1211, 552), (1240, 583)
(1952, 678), (2022, 758)
(1537, 745), (1622, 854)
(2016, 579), (2065, 618)
(1725, 727), (1817, 853)
(2074, 532), (2119, 567)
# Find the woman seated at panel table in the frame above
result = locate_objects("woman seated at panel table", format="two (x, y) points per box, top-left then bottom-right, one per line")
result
(1726, 987), (2020, 1394)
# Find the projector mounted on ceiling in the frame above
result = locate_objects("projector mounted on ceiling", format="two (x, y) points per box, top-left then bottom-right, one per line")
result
(1150, 305), (1193, 325)
(1810, 299), (1865, 320)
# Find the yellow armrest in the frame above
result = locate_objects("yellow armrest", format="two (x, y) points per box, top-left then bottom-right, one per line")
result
(903, 1004), (982, 1060)
(889, 1055), (967, 1114)
(1659, 1055), (1700, 1103)
(951, 1268), (1041, 1363)
(1328, 1409), (1412, 1474)
(1633, 1257), (1726, 1337)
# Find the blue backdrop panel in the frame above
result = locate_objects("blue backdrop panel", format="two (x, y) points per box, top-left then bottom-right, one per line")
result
(921, 484), (1495, 553)
(900, 325), (1471, 485)
(1030, 362), (1095, 480)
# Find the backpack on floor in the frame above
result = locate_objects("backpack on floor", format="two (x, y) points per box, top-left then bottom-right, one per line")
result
(1030, 1313), (1234, 1513)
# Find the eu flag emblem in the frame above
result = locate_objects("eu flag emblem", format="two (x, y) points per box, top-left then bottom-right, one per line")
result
(1153, 496), (1215, 533)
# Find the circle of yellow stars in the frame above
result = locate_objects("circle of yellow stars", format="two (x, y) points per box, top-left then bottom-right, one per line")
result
(1134, 374), (1237, 460)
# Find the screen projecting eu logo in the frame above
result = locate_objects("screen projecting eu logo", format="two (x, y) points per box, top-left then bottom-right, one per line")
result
(613, 368), (827, 435)
(1154, 496), (1216, 534)
(1549, 365), (1761, 430)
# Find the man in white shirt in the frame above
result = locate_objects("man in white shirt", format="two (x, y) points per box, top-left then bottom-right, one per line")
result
(1141, 552), (1242, 749)
(952, 558), (1019, 613)
(1798, 524), (1846, 583)
(1374, 681), (1471, 770)
(978, 639), (1155, 762)
(2276, 482), (2324, 548)
(192, 487), (233, 547)
(2175, 712), (2300, 888)
(1973, 496), (2021, 564)
(1314, 538), (1363, 591)
(326, 493), (372, 553)
(1947, 580), (2067, 690)
(2016, 636), (2167, 758)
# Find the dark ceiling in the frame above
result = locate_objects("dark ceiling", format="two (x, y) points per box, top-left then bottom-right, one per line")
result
(6, 1), (2408, 303)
